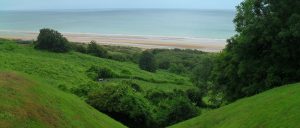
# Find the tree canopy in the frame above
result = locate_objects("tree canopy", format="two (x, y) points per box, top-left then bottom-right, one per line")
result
(139, 51), (157, 72)
(212, 0), (300, 102)
(35, 28), (70, 52)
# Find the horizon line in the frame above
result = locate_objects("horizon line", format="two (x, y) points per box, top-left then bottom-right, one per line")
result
(0, 8), (236, 11)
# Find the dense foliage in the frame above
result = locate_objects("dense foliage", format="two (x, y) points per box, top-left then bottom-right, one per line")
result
(75, 82), (199, 128)
(212, 0), (300, 102)
(35, 28), (70, 52)
(87, 84), (152, 128)
(86, 66), (117, 80)
(151, 49), (214, 76)
(139, 51), (157, 72)
(87, 41), (108, 58)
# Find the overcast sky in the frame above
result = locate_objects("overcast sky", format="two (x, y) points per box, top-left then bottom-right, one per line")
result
(0, 0), (244, 10)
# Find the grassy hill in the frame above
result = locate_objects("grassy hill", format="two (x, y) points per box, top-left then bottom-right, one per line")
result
(169, 83), (300, 128)
(0, 72), (126, 128)
(0, 39), (193, 91)
(0, 39), (196, 127)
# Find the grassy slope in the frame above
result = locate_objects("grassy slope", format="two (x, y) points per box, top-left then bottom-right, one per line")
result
(0, 72), (126, 128)
(0, 40), (193, 91)
(170, 83), (300, 128)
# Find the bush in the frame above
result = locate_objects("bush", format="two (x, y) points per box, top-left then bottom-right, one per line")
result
(86, 85), (153, 128)
(71, 43), (87, 53)
(169, 63), (187, 74)
(139, 51), (157, 72)
(164, 97), (199, 125)
(86, 66), (117, 80)
(186, 88), (205, 107)
(122, 80), (143, 92)
(158, 60), (171, 69)
(108, 53), (129, 62)
(85, 85), (199, 128)
(35, 28), (70, 52)
(146, 89), (199, 127)
(87, 41), (108, 58)
(71, 82), (100, 97)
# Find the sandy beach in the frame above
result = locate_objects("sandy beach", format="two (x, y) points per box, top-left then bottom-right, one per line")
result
(0, 30), (226, 52)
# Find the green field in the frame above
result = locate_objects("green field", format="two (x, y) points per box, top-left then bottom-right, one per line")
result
(170, 83), (300, 128)
(0, 72), (126, 128)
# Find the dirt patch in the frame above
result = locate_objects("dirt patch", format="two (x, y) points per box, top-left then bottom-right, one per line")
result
(0, 72), (62, 128)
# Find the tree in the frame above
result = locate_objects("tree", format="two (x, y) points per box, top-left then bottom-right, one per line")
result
(191, 57), (214, 92)
(212, 0), (300, 102)
(87, 41), (108, 58)
(139, 51), (157, 72)
(35, 28), (70, 52)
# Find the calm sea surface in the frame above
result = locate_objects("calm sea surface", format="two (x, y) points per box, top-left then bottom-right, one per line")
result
(0, 9), (236, 39)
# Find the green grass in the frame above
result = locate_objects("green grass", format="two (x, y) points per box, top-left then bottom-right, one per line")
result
(169, 83), (300, 128)
(0, 71), (126, 128)
(0, 39), (192, 91)
(0, 39), (195, 128)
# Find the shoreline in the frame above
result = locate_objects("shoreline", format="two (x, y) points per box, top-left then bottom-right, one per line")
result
(0, 30), (226, 52)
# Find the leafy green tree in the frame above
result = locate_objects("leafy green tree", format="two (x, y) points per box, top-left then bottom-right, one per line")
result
(212, 0), (300, 102)
(87, 41), (108, 58)
(35, 28), (70, 52)
(191, 58), (214, 92)
(139, 51), (157, 72)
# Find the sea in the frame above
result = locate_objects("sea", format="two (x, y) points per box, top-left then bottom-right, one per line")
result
(0, 9), (236, 40)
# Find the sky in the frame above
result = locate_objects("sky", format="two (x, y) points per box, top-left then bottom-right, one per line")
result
(0, 0), (244, 10)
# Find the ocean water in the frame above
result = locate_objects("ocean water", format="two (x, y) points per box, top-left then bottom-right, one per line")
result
(0, 9), (236, 39)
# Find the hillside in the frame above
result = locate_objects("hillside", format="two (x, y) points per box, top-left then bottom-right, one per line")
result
(0, 39), (193, 91)
(0, 39), (197, 127)
(0, 72), (126, 128)
(169, 83), (300, 128)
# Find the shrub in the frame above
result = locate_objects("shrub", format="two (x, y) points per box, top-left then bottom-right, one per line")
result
(146, 89), (199, 127)
(87, 41), (108, 58)
(108, 53), (128, 62)
(86, 85), (153, 128)
(71, 82), (100, 97)
(158, 60), (171, 69)
(186, 88), (205, 107)
(86, 66), (117, 80)
(122, 80), (143, 92)
(169, 63), (187, 74)
(85, 85), (199, 128)
(139, 51), (157, 72)
(164, 97), (199, 125)
(35, 28), (70, 52)
(71, 43), (87, 53)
